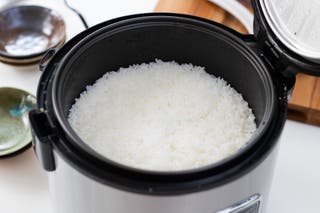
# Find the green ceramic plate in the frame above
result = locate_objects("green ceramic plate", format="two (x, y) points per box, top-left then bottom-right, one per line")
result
(0, 87), (36, 157)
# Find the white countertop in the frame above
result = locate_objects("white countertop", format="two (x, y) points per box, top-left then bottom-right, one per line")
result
(1, 0), (320, 212)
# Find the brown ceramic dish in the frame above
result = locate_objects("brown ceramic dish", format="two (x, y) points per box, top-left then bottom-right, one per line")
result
(0, 5), (66, 65)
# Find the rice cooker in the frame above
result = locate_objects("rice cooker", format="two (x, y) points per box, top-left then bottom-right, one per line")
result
(29, 0), (320, 212)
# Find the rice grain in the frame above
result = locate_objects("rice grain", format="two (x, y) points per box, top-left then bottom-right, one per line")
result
(68, 60), (256, 171)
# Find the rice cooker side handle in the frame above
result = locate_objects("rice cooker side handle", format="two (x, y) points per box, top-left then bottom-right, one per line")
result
(39, 48), (57, 72)
(29, 110), (56, 171)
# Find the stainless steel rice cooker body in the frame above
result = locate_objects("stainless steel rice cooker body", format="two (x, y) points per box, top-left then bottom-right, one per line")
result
(29, 1), (320, 212)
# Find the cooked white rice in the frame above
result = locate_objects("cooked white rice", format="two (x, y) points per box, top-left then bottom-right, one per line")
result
(68, 60), (256, 171)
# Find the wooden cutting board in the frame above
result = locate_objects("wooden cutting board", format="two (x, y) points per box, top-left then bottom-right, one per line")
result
(155, 0), (320, 126)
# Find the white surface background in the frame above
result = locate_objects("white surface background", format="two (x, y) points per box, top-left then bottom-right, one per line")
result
(0, 0), (320, 212)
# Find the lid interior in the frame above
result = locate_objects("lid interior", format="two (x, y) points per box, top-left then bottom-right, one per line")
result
(260, 0), (320, 62)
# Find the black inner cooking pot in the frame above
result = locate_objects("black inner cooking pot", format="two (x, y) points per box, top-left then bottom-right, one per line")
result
(30, 13), (290, 195)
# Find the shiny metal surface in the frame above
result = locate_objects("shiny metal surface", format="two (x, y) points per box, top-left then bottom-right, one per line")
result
(0, 5), (66, 64)
(260, 0), (320, 62)
(48, 147), (278, 213)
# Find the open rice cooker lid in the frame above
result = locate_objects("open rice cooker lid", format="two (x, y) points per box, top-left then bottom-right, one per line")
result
(252, 0), (320, 76)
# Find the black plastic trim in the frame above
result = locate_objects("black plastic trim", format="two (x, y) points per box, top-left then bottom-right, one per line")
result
(29, 110), (56, 171)
(39, 48), (57, 72)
